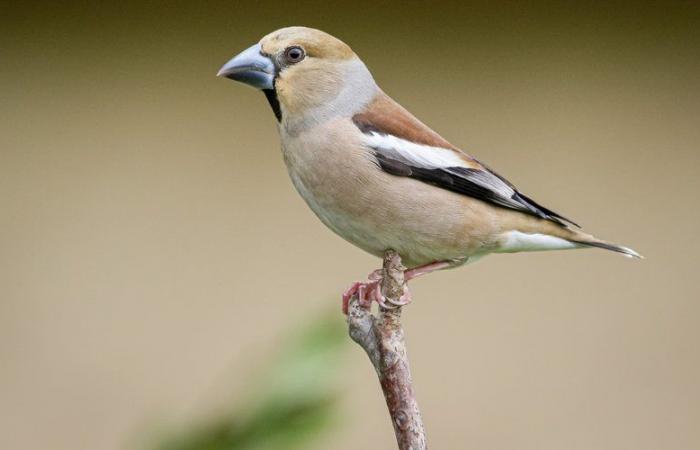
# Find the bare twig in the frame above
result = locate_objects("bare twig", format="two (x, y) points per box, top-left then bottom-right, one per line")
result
(347, 250), (427, 450)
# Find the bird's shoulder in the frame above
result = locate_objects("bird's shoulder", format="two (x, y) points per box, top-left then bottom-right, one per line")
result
(352, 92), (476, 161)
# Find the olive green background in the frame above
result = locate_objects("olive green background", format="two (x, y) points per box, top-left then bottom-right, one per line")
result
(2, 1), (699, 449)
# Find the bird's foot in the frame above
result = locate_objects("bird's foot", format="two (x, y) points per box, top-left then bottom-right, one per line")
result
(342, 269), (412, 314)
(341, 260), (456, 314)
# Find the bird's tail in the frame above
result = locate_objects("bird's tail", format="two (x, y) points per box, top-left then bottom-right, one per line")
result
(500, 213), (642, 259)
(571, 235), (643, 259)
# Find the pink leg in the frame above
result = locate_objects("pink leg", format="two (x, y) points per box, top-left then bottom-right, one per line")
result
(342, 275), (410, 313)
(404, 261), (453, 281)
(342, 260), (452, 314)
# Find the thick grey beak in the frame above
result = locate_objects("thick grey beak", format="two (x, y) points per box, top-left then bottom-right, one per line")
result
(217, 43), (275, 90)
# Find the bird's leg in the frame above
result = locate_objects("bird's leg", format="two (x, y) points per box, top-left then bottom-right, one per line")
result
(342, 269), (408, 313)
(342, 260), (454, 314)
(373, 261), (451, 309)
(404, 261), (453, 281)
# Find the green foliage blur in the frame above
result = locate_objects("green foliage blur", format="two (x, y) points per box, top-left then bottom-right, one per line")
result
(155, 313), (348, 450)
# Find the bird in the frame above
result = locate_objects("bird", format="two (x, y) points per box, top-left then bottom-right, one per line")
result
(217, 26), (641, 313)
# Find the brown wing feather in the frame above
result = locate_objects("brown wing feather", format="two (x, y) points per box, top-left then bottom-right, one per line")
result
(353, 92), (478, 165)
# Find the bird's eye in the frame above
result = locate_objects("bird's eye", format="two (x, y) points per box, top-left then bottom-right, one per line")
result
(284, 46), (305, 64)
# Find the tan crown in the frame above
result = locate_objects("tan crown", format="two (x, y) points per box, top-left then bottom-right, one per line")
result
(260, 26), (355, 60)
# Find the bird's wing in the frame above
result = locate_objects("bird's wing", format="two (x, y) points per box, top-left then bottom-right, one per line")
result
(353, 93), (578, 227)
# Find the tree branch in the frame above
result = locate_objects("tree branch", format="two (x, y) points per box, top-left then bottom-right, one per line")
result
(347, 250), (427, 450)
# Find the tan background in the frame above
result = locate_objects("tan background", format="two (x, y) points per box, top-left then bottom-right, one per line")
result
(2, 2), (699, 449)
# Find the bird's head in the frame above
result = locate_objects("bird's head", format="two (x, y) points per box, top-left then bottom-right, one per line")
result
(218, 27), (377, 125)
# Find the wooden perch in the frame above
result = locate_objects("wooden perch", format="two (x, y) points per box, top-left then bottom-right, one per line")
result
(347, 250), (427, 450)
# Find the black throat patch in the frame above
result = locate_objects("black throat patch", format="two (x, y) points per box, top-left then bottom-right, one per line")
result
(263, 89), (282, 122)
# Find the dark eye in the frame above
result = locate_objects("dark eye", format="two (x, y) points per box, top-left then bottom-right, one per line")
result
(284, 46), (305, 63)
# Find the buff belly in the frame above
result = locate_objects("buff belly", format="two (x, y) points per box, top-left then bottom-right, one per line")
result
(283, 146), (497, 267)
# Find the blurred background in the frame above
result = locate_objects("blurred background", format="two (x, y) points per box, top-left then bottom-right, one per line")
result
(2, 1), (699, 449)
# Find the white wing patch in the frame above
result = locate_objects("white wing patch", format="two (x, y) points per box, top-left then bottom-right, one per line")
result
(498, 231), (579, 253)
(364, 132), (468, 168)
(364, 131), (518, 200)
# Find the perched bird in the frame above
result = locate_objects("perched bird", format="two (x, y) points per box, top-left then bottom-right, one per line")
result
(217, 26), (640, 312)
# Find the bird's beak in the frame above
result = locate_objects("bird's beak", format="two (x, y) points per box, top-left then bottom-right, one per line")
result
(217, 43), (275, 90)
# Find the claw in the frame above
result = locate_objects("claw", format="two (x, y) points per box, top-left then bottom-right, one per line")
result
(342, 281), (361, 314)
(384, 286), (412, 307)
(373, 282), (383, 304)
(367, 269), (383, 281)
(357, 284), (370, 309)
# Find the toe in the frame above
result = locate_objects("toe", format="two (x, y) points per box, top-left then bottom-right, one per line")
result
(367, 269), (383, 281)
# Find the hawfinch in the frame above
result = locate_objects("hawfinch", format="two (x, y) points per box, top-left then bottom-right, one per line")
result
(217, 27), (640, 312)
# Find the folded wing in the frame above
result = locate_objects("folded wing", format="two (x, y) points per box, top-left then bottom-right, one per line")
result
(353, 93), (578, 227)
